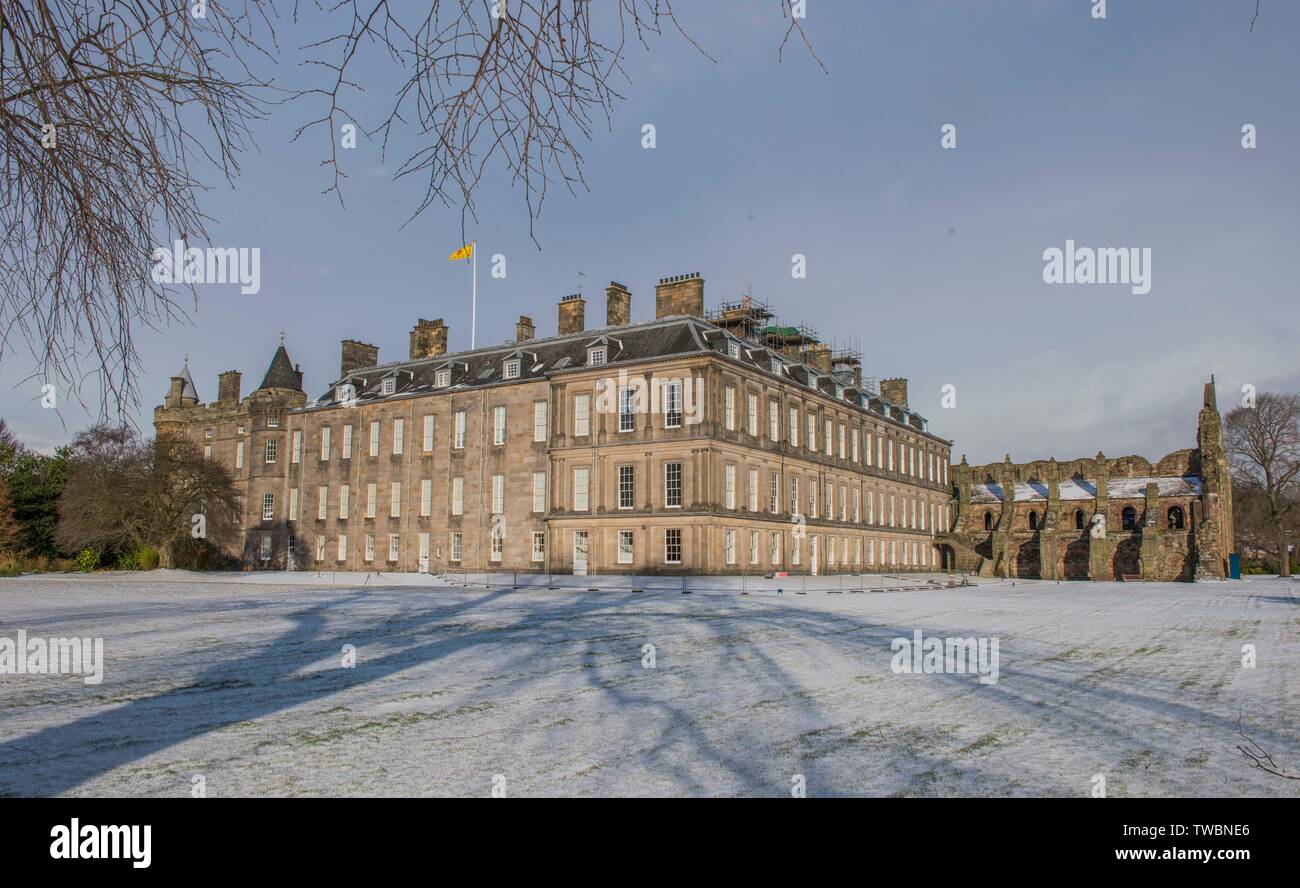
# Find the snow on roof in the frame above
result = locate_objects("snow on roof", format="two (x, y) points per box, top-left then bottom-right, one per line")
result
(970, 476), (1202, 504)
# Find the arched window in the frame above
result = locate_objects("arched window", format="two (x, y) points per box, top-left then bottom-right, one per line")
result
(984, 511), (993, 532)
(1075, 509), (1085, 530)
(1167, 506), (1185, 530)
(1121, 506), (1137, 530)
(1028, 511), (1039, 531)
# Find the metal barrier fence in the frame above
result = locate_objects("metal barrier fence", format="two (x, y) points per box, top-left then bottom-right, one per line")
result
(433, 569), (974, 596)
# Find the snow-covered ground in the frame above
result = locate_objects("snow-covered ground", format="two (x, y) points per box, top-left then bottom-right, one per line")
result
(1, 571), (1296, 797)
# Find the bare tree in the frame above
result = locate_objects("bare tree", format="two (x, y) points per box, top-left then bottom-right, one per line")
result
(1225, 393), (1300, 577)
(56, 424), (239, 567)
(2, 1), (817, 419)
(293, 0), (822, 236)
(0, 1), (273, 416)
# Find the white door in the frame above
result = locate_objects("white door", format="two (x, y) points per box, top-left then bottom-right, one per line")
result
(418, 533), (430, 574)
(573, 531), (589, 576)
(810, 534), (819, 576)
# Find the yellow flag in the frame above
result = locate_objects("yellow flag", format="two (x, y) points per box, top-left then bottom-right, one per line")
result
(448, 243), (473, 261)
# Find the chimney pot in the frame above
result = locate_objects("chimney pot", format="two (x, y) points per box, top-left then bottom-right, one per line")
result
(409, 318), (448, 360)
(341, 339), (380, 378)
(558, 294), (586, 335)
(217, 370), (242, 404)
(606, 282), (631, 326)
(516, 315), (535, 342)
(654, 272), (704, 319)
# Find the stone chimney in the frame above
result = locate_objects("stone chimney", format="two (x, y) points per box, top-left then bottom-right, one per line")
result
(166, 377), (186, 408)
(218, 370), (242, 404)
(409, 319), (448, 360)
(880, 377), (909, 408)
(655, 273), (704, 318)
(606, 282), (631, 326)
(341, 339), (379, 378)
(558, 294), (585, 335)
(516, 315), (535, 342)
(803, 344), (832, 374)
(832, 357), (863, 390)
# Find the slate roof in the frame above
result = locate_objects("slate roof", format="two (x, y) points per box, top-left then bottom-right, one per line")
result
(298, 315), (945, 441)
(258, 344), (303, 392)
(174, 359), (200, 402)
(969, 476), (1203, 504)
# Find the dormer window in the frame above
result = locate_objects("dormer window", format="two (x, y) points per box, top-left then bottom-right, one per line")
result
(435, 369), (451, 388)
(382, 378), (396, 396)
(589, 346), (607, 366)
(727, 342), (740, 359)
(504, 359), (521, 380)
(336, 384), (356, 404)
(807, 373), (819, 390)
(770, 358), (783, 375)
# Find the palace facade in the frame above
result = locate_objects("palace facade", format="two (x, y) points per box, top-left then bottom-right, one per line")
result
(156, 274), (954, 574)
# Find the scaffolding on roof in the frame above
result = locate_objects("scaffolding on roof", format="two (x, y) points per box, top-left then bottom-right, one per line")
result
(705, 294), (775, 342)
(759, 320), (820, 357)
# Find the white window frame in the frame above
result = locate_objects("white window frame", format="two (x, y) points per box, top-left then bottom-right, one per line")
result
(574, 394), (591, 437)
(532, 472), (547, 513)
(664, 528), (682, 564)
(493, 405), (507, 445)
(573, 466), (590, 512)
(665, 462), (682, 508)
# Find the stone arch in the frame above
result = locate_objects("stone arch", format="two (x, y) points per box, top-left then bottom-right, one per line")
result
(1016, 542), (1042, 579)
(1113, 538), (1142, 578)
(1064, 539), (1090, 579)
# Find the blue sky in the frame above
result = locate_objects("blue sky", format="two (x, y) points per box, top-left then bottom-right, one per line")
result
(3, 0), (1297, 463)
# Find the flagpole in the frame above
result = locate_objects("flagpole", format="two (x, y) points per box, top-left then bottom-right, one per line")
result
(470, 240), (478, 350)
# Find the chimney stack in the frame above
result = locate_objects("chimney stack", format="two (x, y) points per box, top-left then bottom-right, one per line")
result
(803, 343), (833, 374)
(516, 315), (535, 342)
(341, 339), (379, 378)
(606, 281), (631, 326)
(655, 273), (704, 319)
(218, 370), (242, 404)
(880, 377), (909, 408)
(558, 294), (586, 335)
(409, 318), (448, 360)
(166, 377), (185, 408)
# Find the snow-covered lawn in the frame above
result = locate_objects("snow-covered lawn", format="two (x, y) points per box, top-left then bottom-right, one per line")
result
(1, 571), (1296, 797)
